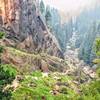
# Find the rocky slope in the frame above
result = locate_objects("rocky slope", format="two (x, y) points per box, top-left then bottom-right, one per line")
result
(0, 0), (63, 58)
(1, 46), (67, 73)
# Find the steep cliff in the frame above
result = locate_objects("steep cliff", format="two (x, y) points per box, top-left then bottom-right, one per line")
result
(0, 0), (63, 58)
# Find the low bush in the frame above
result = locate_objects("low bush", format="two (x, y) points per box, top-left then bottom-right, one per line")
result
(0, 32), (5, 39)
(0, 64), (17, 99)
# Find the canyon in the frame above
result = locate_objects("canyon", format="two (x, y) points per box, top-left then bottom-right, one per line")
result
(0, 0), (100, 99)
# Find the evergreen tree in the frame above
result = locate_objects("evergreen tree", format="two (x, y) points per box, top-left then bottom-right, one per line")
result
(40, 0), (45, 14)
(95, 38), (100, 56)
(92, 38), (100, 78)
(45, 6), (51, 28)
(79, 21), (100, 64)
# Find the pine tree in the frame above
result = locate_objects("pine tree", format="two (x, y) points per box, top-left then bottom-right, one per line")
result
(45, 6), (51, 28)
(93, 38), (100, 77)
(40, 0), (45, 14)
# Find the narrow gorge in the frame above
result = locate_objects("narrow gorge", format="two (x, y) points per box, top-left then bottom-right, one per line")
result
(0, 0), (100, 100)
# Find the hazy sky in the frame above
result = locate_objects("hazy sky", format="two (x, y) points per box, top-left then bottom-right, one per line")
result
(43, 0), (99, 12)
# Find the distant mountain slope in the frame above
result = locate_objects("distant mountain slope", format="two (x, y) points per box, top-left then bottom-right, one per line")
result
(76, 6), (100, 64)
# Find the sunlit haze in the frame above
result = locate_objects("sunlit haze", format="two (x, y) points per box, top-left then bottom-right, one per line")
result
(43, 0), (99, 12)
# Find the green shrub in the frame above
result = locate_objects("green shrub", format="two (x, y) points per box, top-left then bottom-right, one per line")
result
(80, 80), (100, 100)
(96, 67), (100, 77)
(0, 64), (17, 79)
(0, 32), (5, 39)
(0, 64), (17, 99)
(0, 45), (4, 53)
(32, 71), (42, 77)
(59, 86), (68, 94)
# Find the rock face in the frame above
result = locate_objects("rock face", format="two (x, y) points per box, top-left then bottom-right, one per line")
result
(0, 0), (63, 58)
